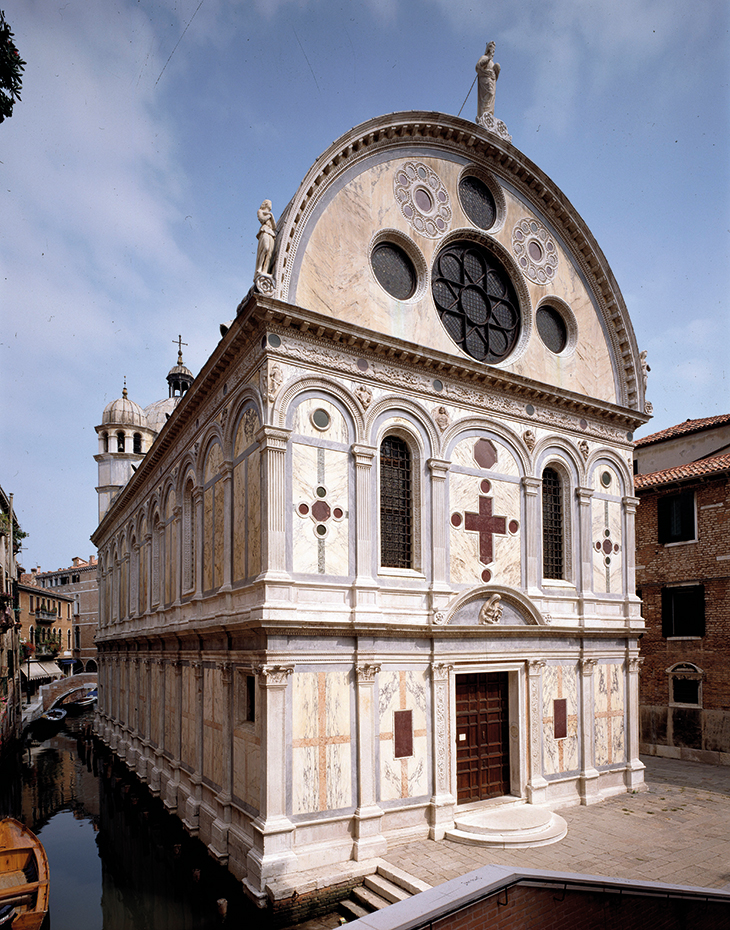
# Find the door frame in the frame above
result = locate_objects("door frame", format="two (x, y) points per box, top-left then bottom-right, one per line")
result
(451, 662), (526, 805)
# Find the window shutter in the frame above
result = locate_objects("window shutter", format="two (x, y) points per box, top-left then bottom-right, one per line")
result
(661, 587), (673, 637)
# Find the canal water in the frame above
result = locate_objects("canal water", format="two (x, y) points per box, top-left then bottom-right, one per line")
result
(0, 710), (266, 929)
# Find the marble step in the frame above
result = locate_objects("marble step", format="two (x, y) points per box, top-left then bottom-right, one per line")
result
(446, 805), (568, 848)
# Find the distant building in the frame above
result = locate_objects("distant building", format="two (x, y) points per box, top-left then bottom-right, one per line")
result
(635, 414), (730, 764)
(15, 579), (72, 702)
(95, 344), (194, 523)
(0, 486), (23, 754)
(31, 557), (99, 673)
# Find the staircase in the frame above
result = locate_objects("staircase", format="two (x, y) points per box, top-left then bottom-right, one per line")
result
(338, 863), (431, 922)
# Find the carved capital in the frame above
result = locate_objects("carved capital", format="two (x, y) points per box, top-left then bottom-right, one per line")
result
(258, 664), (293, 687)
(427, 458), (451, 479)
(622, 496), (640, 514)
(351, 443), (377, 468)
(356, 663), (380, 683)
(628, 656), (644, 673)
(432, 662), (452, 682)
(527, 659), (546, 677)
(255, 425), (291, 452)
(576, 486), (594, 505)
(580, 657), (598, 675)
(522, 475), (542, 496)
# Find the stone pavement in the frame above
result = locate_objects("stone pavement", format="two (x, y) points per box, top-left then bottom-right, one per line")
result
(381, 755), (730, 891)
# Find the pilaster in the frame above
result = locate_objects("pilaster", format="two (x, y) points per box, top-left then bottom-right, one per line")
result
(210, 661), (233, 863)
(625, 654), (646, 790)
(353, 663), (386, 859)
(522, 476), (542, 594)
(428, 459), (451, 604)
(256, 426), (292, 580)
(219, 463), (234, 592)
(183, 660), (204, 834)
(526, 659), (548, 803)
(578, 656), (600, 804)
(429, 661), (455, 839)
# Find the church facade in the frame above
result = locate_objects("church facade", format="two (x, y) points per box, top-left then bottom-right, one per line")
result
(92, 104), (649, 903)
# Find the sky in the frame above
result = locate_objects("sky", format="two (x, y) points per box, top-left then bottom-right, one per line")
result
(1, 0), (728, 572)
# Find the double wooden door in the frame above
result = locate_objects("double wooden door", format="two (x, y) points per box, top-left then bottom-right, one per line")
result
(455, 672), (510, 803)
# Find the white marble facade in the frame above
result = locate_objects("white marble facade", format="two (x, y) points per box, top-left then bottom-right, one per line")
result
(92, 109), (649, 904)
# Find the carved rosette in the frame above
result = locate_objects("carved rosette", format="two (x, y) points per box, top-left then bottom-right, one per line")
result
(476, 112), (512, 142)
(254, 271), (276, 296)
(432, 610), (447, 626)
(512, 217), (559, 284)
(393, 161), (451, 238)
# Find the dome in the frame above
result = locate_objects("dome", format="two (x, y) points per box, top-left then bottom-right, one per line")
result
(167, 349), (194, 397)
(144, 397), (180, 434)
(102, 388), (146, 428)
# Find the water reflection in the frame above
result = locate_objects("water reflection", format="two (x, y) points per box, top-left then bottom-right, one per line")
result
(0, 713), (257, 929)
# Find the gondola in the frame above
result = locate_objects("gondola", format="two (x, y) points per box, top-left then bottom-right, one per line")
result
(0, 818), (50, 930)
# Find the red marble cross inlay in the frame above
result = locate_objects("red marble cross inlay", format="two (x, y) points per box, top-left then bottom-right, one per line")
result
(464, 494), (507, 565)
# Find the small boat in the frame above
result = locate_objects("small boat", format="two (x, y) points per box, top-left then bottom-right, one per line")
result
(39, 708), (66, 725)
(0, 818), (50, 930)
(65, 690), (97, 713)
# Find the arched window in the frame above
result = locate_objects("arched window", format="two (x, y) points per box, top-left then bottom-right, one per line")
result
(380, 436), (413, 569)
(103, 431), (109, 453)
(542, 467), (564, 580)
(182, 478), (195, 593)
(133, 433), (142, 454)
(117, 431), (126, 453)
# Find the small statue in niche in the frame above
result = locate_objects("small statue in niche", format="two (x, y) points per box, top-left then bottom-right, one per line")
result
(355, 385), (372, 410)
(523, 430), (536, 453)
(476, 41), (500, 120)
(479, 593), (502, 625)
(578, 439), (590, 460)
(433, 405), (450, 432)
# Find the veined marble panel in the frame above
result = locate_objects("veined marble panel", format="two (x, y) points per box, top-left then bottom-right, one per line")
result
(203, 665), (224, 787)
(233, 461), (246, 582)
(594, 663), (625, 766)
(180, 665), (198, 771)
(542, 664), (579, 775)
(592, 498), (623, 594)
(449, 472), (521, 586)
(248, 449), (261, 577)
(233, 726), (260, 810)
(293, 444), (350, 576)
(592, 464), (620, 494)
(234, 407), (260, 458)
(292, 671), (352, 814)
(203, 486), (214, 591)
(291, 397), (350, 444)
(214, 486), (224, 588)
(378, 669), (429, 802)
(451, 436), (520, 477)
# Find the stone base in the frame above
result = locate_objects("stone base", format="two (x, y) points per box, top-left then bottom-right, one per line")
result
(446, 801), (567, 848)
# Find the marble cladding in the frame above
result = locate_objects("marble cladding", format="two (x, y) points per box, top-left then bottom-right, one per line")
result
(449, 471), (521, 586)
(203, 665), (225, 788)
(595, 663), (625, 766)
(378, 669), (429, 802)
(542, 664), (579, 775)
(291, 671), (352, 814)
(181, 664), (198, 771)
(292, 152), (618, 404)
(233, 449), (261, 582)
(291, 396), (350, 444)
(292, 443), (349, 575)
(592, 496), (623, 594)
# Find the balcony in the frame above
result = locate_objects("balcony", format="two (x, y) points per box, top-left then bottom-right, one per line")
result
(34, 608), (57, 623)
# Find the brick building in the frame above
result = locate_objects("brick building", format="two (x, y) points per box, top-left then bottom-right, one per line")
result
(15, 580), (73, 703)
(31, 557), (99, 672)
(635, 414), (730, 764)
(0, 486), (23, 755)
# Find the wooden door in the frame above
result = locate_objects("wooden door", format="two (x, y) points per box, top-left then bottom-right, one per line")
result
(455, 672), (510, 803)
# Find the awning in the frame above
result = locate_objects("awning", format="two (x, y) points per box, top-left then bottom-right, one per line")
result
(21, 660), (63, 682)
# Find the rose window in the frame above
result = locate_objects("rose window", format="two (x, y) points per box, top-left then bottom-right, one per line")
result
(393, 162), (451, 238)
(512, 218), (558, 284)
(431, 240), (520, 363)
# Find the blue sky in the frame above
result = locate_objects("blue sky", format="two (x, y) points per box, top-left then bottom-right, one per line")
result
(1, 0), (728, 571)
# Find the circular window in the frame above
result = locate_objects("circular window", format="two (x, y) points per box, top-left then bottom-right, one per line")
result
(536, 305), (568, 354)
(459, 175), (497, 230)
(431, 240), (520, 363)
(371, 242), (417, 300)
(601, 471), (612, 488)
(311, 408), (331, 430)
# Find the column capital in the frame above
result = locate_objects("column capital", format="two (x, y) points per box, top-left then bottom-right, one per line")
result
(576, 486), (595, 504)
(351, 443), (377, 467)
(527, 658), (546, 677)
(432, 662), (453, 682)
(522, 475), (542, 496)
(622, 495), (640, 513)
(427, 458), (451, 478)
(356, 663), (380, 683)
(628, 655), (644, 673)
(257, 664), (293, 688)
(580, 656), (598, 675)
(255, 425), (291, 451)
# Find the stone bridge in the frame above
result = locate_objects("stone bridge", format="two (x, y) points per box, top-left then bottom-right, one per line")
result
(42, 672), (97, 710)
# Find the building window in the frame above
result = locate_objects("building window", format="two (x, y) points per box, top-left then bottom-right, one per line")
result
(542, 467), (564, 579)
(667, 663), (703, 706)
(380, 436), (413, 569)
(662, 585), (705, 638)
(658, 490), (695, 544)
(133, 433), (142, 454)
(117, 431), (126, 453)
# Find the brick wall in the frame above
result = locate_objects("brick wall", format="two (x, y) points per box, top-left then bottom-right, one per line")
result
(636, 473), (730, 760)
(430, 883), (730, 930)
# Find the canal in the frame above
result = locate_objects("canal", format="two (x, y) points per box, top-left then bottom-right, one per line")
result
(0, 710), (272, 929)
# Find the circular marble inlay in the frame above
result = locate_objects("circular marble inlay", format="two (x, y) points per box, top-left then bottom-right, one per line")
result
(433, 379), (444, 392)
(481, 569), (492, 583)
(512, 217), (558, 285)
(480, 479), (491, 494)
(509, 519), (519, 534)
(311, 408), (331, 430)
(451, 513), (463, 528)
(394, 161), (452, 239)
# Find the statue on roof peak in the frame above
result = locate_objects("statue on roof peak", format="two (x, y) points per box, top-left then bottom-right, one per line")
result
(476, 41), (500, 120)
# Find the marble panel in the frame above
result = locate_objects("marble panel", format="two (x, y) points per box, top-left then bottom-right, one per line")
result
(292, 744), (319, 814)
(214, 485), (225, 587)
(248, 450), (261, 577)
(325, 743), (352, 810)
(542, 664), (579, 776)
(378, 669), (429, 801)
(592, 464), (620, 495)
(234, 407), (260, 458)
(451, 436), (520, 477)
(592, 498), (623, 594)
(203, 666), (223, 786)
(293, 445), (349, 576)
(205, 443), (222, 483)
(293, 673), (319, 740)
(449, 472), (521, 585)
(291, 397), (350, 444)
(203, 486), (214, 591)
(594, 663), (625, 766)
(150, 670), (161, 746)
(233, 461), (246, 582)
(180, 666), (198, 770)
(233, 727), (260, 809)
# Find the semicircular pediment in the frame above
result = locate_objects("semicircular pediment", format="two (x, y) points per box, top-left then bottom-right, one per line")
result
(441, 585), (548, 627)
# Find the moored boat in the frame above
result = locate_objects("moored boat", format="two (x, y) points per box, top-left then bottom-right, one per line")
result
(39, 708), (66, 725)
(0, 818), (50, 930)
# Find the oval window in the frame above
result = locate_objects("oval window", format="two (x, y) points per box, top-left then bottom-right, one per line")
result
(371, 242), (417, 300)
(536, 305), (568, 354)
(459, 175), (497, 230)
